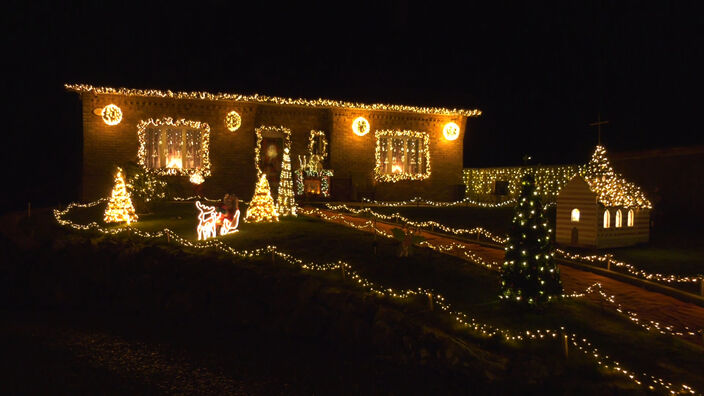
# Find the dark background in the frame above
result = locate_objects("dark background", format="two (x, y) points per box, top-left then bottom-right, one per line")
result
(3, 1), (702, 211)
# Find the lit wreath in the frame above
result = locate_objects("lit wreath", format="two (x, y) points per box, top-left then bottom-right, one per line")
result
(308, 130), (328, 158)
(101, 104), (122, 125)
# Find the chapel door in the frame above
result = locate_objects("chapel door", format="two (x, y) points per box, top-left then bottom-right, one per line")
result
(570, 227), (579, 245)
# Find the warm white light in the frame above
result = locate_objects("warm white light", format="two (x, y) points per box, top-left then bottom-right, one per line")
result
(225, 110), (242, 132)
(615, 209), (623, 228)
(196, 201), (239, 240)
(352, 117), (370, 136)
(189, 173), (204, 185)
(603, 210), (611, 228)
(101, 104), (122, 125)
(392, 164), (403, 174)
(627, 209), (634, 227)
(571, 208), (580, 222)
(443, 122), (460, 140)
(167, 157), (183, 169)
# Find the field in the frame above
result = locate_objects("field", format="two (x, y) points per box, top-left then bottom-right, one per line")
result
(29, 200), (703, 392)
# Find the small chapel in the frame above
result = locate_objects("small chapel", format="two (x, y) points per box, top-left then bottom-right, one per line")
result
(556, 146), (652, 248)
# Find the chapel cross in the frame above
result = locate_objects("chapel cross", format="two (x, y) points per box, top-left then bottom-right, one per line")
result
(589, 114), (609, 145)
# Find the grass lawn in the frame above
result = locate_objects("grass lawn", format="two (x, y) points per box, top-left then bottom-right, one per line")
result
(61, 201), (704, 392)
(355, 205), (704, 278)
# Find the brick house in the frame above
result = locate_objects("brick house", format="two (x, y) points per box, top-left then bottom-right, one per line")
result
(67, 84), (480, 202)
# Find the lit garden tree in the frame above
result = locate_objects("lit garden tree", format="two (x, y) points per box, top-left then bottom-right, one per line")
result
(277, 148), (297, 216)
(245, 174), (280, 222)
(499, 173), (562, 306)
(104, 167), (138, 224)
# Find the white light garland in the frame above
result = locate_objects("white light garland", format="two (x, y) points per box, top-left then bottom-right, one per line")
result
(67, 84), (482, 117)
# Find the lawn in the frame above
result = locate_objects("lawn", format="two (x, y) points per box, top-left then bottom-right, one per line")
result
(60, 201), (704, 392)
(354, 205), (704, 278)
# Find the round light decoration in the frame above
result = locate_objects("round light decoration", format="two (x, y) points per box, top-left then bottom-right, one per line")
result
(189, 172), (205, 185)
(101, 104), (123, 126)
(443, 122), (460, 141)
(352, 117), (370, 136)
(225, 110), (242, 132)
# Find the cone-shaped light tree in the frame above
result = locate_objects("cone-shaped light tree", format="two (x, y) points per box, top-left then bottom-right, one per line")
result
(104, 167), (138, 224)
(245, 174), (279, 222)
(499, 173), (562, 306)
(277, 148), (297, 216)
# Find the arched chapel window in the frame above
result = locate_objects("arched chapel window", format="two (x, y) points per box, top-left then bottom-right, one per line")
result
(571, 208), (580, 222)
(603, 210), (611, 228)
(627, 209), (634, 227)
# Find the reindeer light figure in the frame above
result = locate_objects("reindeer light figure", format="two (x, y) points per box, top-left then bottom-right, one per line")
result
(196, 201), (240, 241)
(196, 201), (218, 240)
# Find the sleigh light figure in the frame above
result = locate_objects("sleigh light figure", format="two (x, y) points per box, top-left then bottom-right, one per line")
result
(196, 201), (239, 241)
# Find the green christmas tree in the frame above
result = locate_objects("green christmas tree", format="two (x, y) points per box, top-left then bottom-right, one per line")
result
(277, 148), (297, 216)
(499, 173), (562, 306)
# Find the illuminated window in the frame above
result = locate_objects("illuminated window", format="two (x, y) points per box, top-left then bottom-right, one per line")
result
(603, 209), (611, 228)
(138, 118), (211, 176)
(571, 208), (580, 222)
(615, 209), (623, 228)
(627, 209), (634, 227)
(374, 130), (430, 182)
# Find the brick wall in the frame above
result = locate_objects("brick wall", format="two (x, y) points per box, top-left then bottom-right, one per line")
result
(80, 93), (467, 202)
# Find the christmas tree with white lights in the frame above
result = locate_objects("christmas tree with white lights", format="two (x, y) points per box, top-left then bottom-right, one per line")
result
(245, 174), (279, 222)
(499, 173), (561, 306)
(104, 167), (138, 224)
(277, 148), (297, 216)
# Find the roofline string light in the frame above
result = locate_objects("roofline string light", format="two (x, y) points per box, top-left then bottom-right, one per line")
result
(53, 200), (698, 394)
(66, 84), (482, 117)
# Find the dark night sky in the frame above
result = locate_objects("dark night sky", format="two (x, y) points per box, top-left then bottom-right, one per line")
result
(3, 1), (703, 210)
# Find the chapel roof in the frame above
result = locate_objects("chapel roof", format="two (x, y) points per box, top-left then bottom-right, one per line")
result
(579, 145), (652, 209)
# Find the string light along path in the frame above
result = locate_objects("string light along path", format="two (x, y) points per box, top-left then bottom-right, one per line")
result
(54, 200), (700, 394)
(305, 207), (704, 339)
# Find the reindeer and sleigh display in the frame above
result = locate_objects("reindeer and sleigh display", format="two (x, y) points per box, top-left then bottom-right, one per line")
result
(196, 194), (240, 240)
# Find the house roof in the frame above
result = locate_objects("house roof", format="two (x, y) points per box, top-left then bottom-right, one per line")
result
(580, 145), (652, 209)
(65, 83), (482, 117)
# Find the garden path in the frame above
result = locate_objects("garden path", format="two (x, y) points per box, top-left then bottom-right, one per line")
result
(306, 208), (704, 341)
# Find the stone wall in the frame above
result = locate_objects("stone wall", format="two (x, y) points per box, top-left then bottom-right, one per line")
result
(80, 93), (467, 202)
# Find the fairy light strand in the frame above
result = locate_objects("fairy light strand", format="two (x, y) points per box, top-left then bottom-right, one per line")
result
(66, 84), (482, 117)
(53, 200), (698, 394)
